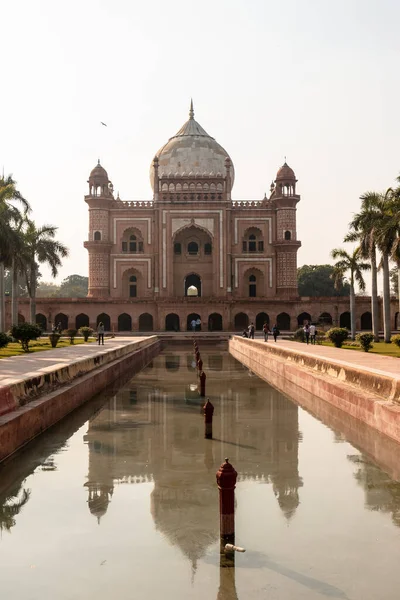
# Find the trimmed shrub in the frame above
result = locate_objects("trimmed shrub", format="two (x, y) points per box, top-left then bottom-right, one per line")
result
(356, 332), (374, 352)
(326, 327), (349, 348)
(48, 333), (61, 348)
(10, 323), (42, 352)
(79, 326), (93, 342)
(293, 328), (305, 343)
(391, 334), (400, 348)
(0, 332), (12, 349)
(65, 328), (78, 344)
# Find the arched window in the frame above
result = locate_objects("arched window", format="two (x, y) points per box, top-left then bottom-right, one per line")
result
(242, 228), (264, 253)
(129, 275), (137, 298)
(122, 230), (144, 253)
(174, 242), (182, 255)
(249, 274), (256, 297)
(129, 235), (137, 252)
(284, 230), (291, 240)
(94, 231), (101, 241)
(204, 243), (212, 255)
(188, 241), (199, 255)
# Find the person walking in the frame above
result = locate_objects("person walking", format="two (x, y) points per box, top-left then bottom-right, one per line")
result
(263, 321), (270, 342)
(272, 324), (279, 342)
(248, 322), (255, 339)
(309, 323), (316, 345)
(303, 322), (310, 345)
(97, 321), (105, 345)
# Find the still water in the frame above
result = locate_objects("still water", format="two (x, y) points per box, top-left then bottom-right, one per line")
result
(1, 345), (400, 599)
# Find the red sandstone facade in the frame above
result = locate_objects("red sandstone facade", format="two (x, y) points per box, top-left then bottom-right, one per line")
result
(5, 104), (400, 332)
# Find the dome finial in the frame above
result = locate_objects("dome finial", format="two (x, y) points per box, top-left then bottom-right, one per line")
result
(97, 158), (100, 165)
(189, 98), (194, 120)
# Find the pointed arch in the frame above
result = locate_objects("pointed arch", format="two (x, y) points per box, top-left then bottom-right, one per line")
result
(118, 313), (132, 332)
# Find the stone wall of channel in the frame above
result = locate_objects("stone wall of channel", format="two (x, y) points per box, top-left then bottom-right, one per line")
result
(0, 337), (161, 462)
(229, 336), (400, 444)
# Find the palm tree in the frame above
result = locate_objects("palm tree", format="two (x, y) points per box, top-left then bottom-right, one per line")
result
(0, 176), (30, 331)
(345, 192), (384, 342)
(23, 221), (69, 323)
(331, 247), (370, 340)
(371, 192), (400, 343)
(0, 488), (31, 532)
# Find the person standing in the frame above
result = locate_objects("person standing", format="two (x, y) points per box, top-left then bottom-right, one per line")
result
(196, 317), (201, 331)
(309, 323), (316, 345)
(191, 318), (197, 332)
(272, 324), (279, 342)
(263, 322), (270, 342)
(248, 322), (255, 339)
(303, 323), (310, 345)
(97, 321), (105, 345)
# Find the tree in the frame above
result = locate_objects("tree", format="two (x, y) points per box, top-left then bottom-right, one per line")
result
(345, 192), (382, 342)
(36, 281), (61, 297)
(390, 266), (398, 296)
(372, 191), (400, 342)
(4, 269), (28, 297)
(0, 175), (30, 330)
(23, 222), (69, 323)
(297, 265), (350, 297)
(59, 274), (88, 297)
(331, 247), (370, 340)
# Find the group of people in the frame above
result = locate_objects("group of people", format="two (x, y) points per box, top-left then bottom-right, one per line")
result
(190, 317), (202, 332)
(303, 322), (317, 345)
(242, 322), (280, 342)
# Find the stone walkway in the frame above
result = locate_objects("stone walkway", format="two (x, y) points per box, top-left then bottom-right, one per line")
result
(255, 337), (400, 379)
(0, 338), (145, 385)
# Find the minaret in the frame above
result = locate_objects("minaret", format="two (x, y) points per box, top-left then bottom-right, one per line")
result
(273, 162), (301, 297)
(83, 160), (114, 297)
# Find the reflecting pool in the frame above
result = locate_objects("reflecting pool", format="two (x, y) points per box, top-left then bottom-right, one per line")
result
(1, 345), (400, 599)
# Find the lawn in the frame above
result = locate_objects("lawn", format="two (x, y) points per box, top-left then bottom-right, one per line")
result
(0, 337), (95, 359)
(321, 340), (400, 358)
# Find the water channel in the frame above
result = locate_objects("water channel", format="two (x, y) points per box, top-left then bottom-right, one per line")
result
(1, 344), (400, 599)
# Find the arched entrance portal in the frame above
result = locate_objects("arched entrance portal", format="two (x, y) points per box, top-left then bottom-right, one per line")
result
(256, 312), (269, 330)
(187, 313), (201, 331)
(118, 313), (132, 332)
(139, 313), (153, 331)
(55, 313), (68, 331)
(361, 312), (372, 330)
(36, 313), (47, 331)
(297, 312), (311, 327)
(165, 313), (180, 332)
(277, 312), (290, 331)
(208, 313), (223, 331)
(185, 274), (201, 297)
(97, 313), (111, 331)
(234, 313), (249, 331)
(340, 312), (351, 329)
(75, 313), (89, 329)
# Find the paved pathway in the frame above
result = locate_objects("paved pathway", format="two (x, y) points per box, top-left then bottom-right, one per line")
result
(0, 338), (146, 385)
(254, 337), (400, 379)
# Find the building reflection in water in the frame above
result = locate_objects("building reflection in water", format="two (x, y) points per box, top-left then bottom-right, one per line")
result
(349, 454), (400, 527)
(83, 349), (303, 572)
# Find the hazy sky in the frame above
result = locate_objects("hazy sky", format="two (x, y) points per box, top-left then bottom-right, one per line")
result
(2, 0), (399, 286)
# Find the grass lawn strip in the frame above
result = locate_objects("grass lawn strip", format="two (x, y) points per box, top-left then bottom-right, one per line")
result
(0, 338), (95, 359)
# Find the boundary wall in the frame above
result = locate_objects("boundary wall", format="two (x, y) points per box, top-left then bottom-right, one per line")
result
(0, 336), (161, 462)
(229, 337), (400, 444)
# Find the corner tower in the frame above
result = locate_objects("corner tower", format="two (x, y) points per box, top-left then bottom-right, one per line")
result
(272, 162), (301, 297)
(84, 161), (114, 297)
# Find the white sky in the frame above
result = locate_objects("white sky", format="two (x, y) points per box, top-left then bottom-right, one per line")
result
(1, 0), (399, 287)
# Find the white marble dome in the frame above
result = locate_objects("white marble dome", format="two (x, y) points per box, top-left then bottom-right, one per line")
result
(150, 103), (234, 190)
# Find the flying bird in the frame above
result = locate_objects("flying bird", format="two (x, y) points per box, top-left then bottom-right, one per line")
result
(101, 122), (107, 127)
